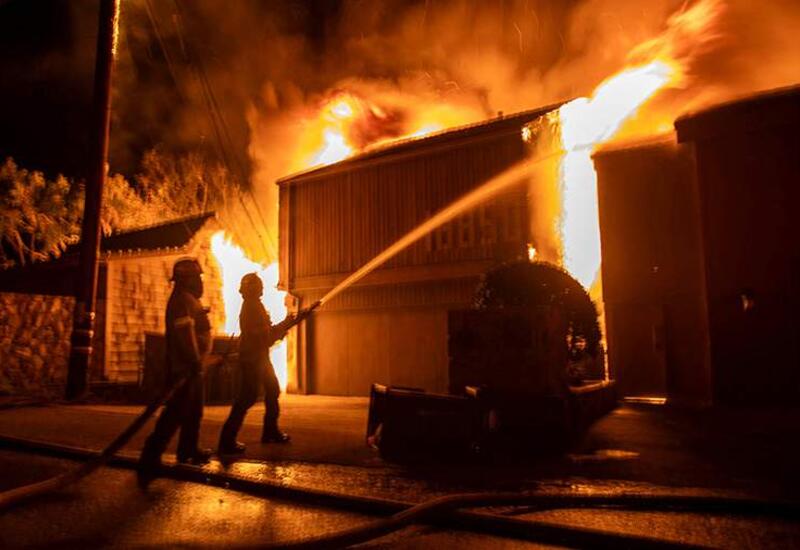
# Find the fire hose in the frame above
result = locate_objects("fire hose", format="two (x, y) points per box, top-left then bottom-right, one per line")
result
(0, 301), (322, 513)
(0, 374), (188, 512)
(0, 297), (797, 546)
(1, 432), (798, 549)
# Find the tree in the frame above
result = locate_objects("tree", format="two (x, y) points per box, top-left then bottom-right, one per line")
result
(0, 158), (82, 268)
(0, 150), (241, 269)
(134, 147), (230, 219)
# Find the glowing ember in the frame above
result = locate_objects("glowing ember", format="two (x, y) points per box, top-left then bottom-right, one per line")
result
(210, 231), (288, 391)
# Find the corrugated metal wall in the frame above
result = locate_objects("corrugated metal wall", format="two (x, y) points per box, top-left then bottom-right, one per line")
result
(675, 88), (800, 405)
(595, 138), (712, 405)
(287, 136), (526, 284)
(280, 126), (536, 395)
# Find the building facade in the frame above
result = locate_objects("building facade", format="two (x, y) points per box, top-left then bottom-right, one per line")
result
(278, 107), (558, 396)
(595, 86), (800, 406)
(0, 213), (224, 391)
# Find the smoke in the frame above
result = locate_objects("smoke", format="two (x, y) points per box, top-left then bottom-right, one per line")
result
(246, 0), (797, 262)
(104, 0), (799, 263)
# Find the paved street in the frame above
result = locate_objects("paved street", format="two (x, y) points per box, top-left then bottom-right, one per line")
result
(1, 396), (799, 498)
(0, 397), (799, 547)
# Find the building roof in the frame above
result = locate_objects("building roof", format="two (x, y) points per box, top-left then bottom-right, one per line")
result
(675, 85), (800, 143)
(277, 102), (563, 185)
(0, 212), (216, 296)
(98, 211), (216, 254)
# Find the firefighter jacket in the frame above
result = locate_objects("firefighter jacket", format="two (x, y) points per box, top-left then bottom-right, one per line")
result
(238, 298), (294, 367)
(165, 289), (212, 378)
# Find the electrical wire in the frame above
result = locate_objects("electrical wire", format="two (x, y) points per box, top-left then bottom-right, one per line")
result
(170, 0), (277, 260)
(140, 0), (275, 260)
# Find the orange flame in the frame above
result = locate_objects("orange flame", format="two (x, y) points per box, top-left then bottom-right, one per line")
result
(294, 90), (481, 170)
(210, 231), (288, 391)
(554, 0), (724, 289)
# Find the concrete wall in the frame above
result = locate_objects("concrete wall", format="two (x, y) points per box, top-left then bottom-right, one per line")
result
(0, 292), (75, 394)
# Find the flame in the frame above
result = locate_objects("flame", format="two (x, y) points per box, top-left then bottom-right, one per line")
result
(527, 243), (537, 262)
(294, 90), (481, 171)
(553, 0), (724, 289)
(306, 94), (362, 167)
(557, 60), (675, 288)
(210, 231), (288, 391)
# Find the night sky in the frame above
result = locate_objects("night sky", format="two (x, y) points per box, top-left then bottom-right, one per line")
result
(0, 0), (582, 182)
(0, 0), (345, 180)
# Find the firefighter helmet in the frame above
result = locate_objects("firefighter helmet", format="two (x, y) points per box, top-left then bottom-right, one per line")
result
(239, 272), (263, 296)
(171, 257), (203, 281)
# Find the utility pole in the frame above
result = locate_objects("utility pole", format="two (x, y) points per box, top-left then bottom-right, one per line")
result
(66, 0), (121, 400)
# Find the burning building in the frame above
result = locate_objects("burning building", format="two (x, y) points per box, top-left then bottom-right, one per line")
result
(0, 213), (224, 390)
(595, 86), (800, 406)
(0, 212), (265, 393)
(273, 0), (800, 406)
(277, 108), (556, 396)
(278, 84), (800, 406)
(0, 210), (293, 397)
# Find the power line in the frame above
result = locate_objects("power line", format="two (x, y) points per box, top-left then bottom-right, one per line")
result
(169, 0), (278, 261)
(140, 0), (275, 260)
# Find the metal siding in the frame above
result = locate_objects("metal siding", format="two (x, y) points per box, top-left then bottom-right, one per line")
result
(283, 133), (528, 287)
(278, 121), (532, 395)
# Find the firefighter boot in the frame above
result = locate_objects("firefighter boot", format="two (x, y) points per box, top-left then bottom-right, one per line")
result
(218, 441), (246, 456)
(177, 448), (214, 465)
(261, 430), (291, 444)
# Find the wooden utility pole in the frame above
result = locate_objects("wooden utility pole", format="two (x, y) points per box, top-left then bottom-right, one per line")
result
(66, 0), (121, 400)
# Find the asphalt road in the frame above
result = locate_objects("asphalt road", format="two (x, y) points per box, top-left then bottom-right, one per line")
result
(1, 450), (799, 548)
(0, 397), (798, 498)
(1, 398), (799, 548)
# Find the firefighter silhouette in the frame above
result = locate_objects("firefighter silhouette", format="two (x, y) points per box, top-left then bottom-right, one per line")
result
(138, 258), (215, 485)
(218, 273), (313, 456)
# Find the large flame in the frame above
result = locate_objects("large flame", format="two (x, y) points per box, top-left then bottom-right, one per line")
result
(210, 231), (288, 391)
(294, 90), (481, 170)
(557, 61), (675, 288)
(306, 93), (363, 167)
(554, 0), (723, 289)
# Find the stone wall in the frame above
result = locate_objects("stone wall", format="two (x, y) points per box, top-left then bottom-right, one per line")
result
(0, 292), (75, 394)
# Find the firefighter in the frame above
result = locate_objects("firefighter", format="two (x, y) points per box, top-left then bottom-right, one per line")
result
(218, 273), (314, 456)
(138, 257), (215, 485)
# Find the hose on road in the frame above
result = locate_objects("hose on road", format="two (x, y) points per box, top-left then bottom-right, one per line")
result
(232, 491), (706, 550)
(0, 376), (187, 512)
(1, 434), (798, 549)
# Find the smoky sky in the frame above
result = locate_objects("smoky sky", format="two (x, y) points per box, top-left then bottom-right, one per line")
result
(0, 0), (581, 181)
(0, 0), (351, 179)
(1, 0), (795, 183)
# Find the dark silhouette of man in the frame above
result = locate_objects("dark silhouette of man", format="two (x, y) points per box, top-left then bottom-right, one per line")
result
(218, 273), (314, 456)
(138, 258), (214, 485)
